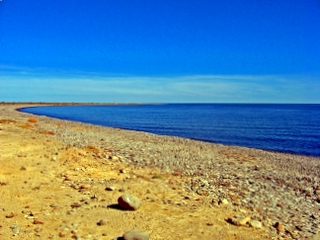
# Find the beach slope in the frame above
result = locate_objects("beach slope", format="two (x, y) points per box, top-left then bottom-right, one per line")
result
(0, 104), (319, 239)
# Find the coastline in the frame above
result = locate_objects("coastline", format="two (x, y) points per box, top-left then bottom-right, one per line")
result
(17, 103), (320, 158)
(1, 103), (319, 239)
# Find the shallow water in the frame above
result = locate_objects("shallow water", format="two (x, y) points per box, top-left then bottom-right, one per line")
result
(20, 104), (320, 156)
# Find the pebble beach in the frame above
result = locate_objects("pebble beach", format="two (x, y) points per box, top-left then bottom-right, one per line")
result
(0, 103), (320, 239)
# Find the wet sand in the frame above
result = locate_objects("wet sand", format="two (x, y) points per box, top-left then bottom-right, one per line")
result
(0, 103), (319, 239)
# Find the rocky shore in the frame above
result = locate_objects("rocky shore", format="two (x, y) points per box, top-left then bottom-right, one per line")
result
(0, 104), (319, 239)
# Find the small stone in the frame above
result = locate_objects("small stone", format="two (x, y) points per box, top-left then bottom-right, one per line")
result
(71, 202), (81, 208)
(28, 118), (37, 123)
(33, 219), (44, 224)
(226, 216), (250, 226)
(80, 184), (91, 190)
(6, 212), (15, 218)
(112, 156), (120, 161)
(219, 198), (229, 205)
(120, 169), (126, 174)
(238, 216), (251, 226)
(20, 166), (27, 171)
(274, 222), (285, 232)
(50, 203), (58, 208)
(105, 186), (116, 191)
(97, 219), (107, 226)
(64, 176), (72, 181)
(118, 194), (141, 210)
(276, 203), (283, 208)
(249, 220), (262, 229)
(316, 195), (320, 203)
(123, 229), (149, 240)
(306, 192), (312, 197)
(34, 227), (42, 232)
(91, 194), (99, 200)
(10, 225), (21, 234)
(83, 233), (92, 238)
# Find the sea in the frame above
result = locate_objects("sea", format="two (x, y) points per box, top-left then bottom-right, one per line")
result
(19, 104), (320, 157)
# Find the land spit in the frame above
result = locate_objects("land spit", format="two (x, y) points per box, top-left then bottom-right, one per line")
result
(0, 103), (319, 239)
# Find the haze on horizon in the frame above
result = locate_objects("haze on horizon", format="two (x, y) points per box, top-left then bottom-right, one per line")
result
(1, 1), (319, 103)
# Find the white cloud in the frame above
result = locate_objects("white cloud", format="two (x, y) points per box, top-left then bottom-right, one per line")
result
(0, 66), (319, 103)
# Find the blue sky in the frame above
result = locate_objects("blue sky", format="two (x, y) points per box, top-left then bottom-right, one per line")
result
(1, 0), (320, 103)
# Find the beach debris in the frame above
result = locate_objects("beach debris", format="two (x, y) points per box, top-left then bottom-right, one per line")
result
(118, 194), (141, 210)
(122, 229), (150, 240)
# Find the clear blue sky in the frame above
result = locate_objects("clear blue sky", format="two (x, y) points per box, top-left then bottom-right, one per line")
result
(1, 0), (319, 103)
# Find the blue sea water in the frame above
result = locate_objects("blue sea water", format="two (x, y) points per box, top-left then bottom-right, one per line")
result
(20, 104), (320, 157)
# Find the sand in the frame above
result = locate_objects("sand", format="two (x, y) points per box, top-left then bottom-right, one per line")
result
(0, 103), (319, 239)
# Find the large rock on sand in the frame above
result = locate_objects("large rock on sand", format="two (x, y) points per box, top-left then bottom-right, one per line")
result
(118, 194), (141, 210)
(123, 229), (149, 240)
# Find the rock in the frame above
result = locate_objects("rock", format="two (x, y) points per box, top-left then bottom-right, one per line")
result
(97, 219), (107, 226)
(70, 202), (81, 208)
(49, 203), (58, 208)
(274, 222), (285, 232)
(123, 229), (149, 240)
(33, 219), (44, 224)
(276, 203), (283, 208)
(105, 186), (116, 191)
(112, 156), (120, 161)
(249, 220), (262, 228)
(226, 216), (250, 226)
(34, 227), (42, 232)
(80, 184), (91, 189)
(118, 194), (141, 210)
(219, 198), (229, 205)
(28, 118), (37, 123)
(238, 216), (251, 226)
(10, 224), (21, 234)
(6, 212), (15, 218)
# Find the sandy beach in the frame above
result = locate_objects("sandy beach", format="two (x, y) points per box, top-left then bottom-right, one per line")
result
(0, 103), (319, 239)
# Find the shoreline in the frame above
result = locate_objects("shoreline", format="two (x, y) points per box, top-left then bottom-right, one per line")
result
(16, 102), (320, 158)
(1, 103), (320, 239)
